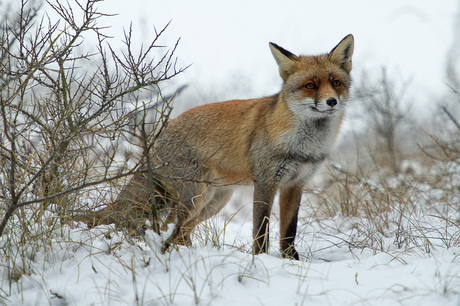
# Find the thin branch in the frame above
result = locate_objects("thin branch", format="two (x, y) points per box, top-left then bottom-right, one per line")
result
(12, 168), (147, 208)
(441, 106), (460, 131)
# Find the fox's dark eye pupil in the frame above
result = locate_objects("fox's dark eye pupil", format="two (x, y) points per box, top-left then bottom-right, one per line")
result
(305, 83), (315, 89)
(332, 80), (341, 87)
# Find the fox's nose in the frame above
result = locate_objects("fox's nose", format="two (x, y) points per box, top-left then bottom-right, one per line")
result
(326, 97), (337, 108)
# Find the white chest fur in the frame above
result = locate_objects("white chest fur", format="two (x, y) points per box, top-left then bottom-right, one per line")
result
(276, 115), (340, 186)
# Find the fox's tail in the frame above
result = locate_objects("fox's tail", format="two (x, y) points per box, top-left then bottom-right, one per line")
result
(73, 173), (175, 235)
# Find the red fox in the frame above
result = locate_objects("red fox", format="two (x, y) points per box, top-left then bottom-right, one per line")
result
(82, 35), (354, 260)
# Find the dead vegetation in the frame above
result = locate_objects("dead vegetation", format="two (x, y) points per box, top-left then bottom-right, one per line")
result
(0, 0), (186, 290)
(0, 1), (458, 303)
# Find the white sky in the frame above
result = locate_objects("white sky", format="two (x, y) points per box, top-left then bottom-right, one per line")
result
(38, 0), (458, 117)
(97, 1), (456, 94)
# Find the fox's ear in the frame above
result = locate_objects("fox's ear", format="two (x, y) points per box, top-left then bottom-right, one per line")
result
(269, 42), (298, 81)
(329, 34), (354, 73)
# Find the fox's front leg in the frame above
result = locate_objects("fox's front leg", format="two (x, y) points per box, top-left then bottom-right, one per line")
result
(279, 184), (303, 260)
(253, 183), (277, 255)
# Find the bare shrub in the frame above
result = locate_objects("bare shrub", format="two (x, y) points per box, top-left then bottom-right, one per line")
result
(352, 68), (416, 174)
(0, 0), (185, 262)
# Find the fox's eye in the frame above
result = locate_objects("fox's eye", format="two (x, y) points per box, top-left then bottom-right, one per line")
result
(305, 83), (316, 89)
(332, 80), (341, 87)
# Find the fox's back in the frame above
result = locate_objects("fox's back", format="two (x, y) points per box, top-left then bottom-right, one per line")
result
(155, 95), (286, 182)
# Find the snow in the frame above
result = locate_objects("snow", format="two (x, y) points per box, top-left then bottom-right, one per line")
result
(1, 1), (460, 305)
(3, 210), (459, 305)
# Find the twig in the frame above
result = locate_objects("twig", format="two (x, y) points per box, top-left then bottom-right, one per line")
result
(441, 106), (460, 131)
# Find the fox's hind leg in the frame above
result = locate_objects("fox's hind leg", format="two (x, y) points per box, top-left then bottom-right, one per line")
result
(161, 181), (206, 252)
(176, 187), (234, 243)
(161, 185), (233, 253)
(160, 204), (193, 253)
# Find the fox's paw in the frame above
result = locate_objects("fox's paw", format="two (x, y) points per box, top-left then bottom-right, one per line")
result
(161, 240), (171, 254)
(281, 246), (299, 260)
(160, 235), (192, 253)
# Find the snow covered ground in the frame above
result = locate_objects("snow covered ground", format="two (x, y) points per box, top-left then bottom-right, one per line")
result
(2, 164), (459, 305)
(3, 193), (459, 305)
(1, 1), (459, 305)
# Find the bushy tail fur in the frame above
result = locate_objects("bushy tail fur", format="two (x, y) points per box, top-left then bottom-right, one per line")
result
(74, 173), (175, 236)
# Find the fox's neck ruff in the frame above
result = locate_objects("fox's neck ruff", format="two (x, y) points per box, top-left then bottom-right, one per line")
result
(285, 111), (342, 160)
(271, 113), (341, 186)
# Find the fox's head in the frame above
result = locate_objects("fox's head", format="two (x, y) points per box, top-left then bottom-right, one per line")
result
(269, 35), (354, 118)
